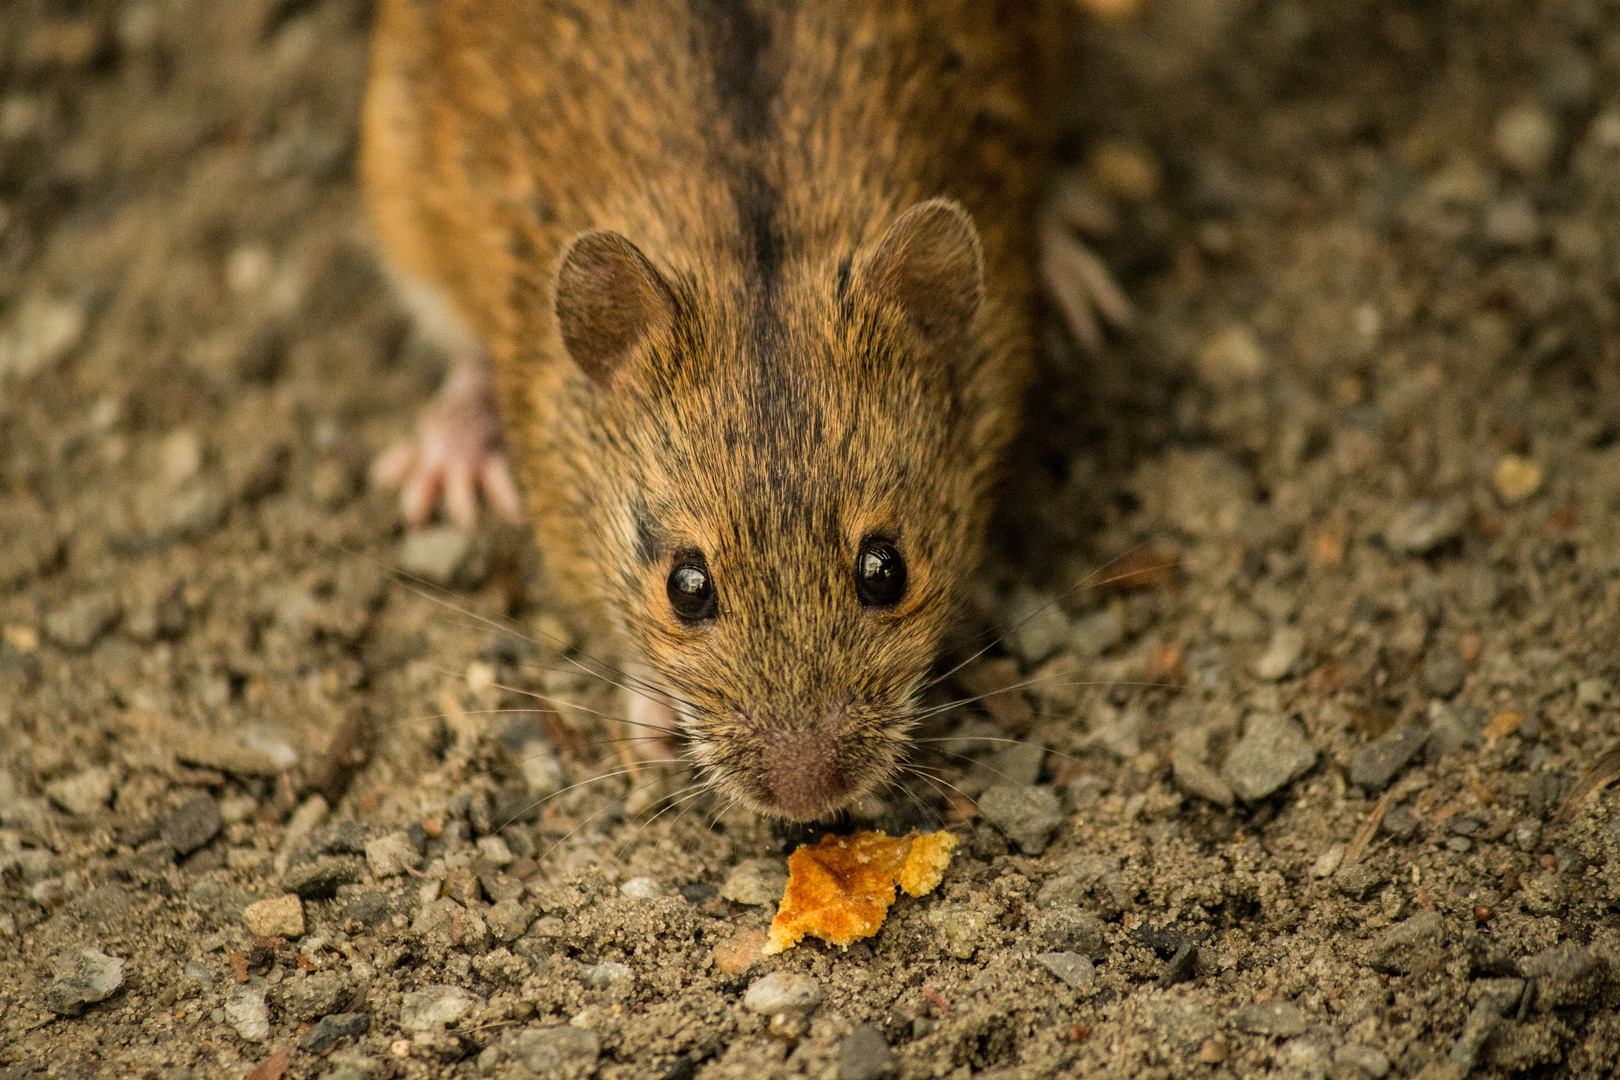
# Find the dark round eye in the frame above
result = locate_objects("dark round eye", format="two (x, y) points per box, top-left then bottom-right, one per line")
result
(855, 540), (907, 607)
(667, 561), (717, 621)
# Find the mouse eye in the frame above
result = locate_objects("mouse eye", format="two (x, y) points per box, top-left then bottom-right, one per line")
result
(854, 539), (907, 608)
(667, 559), (717, 621)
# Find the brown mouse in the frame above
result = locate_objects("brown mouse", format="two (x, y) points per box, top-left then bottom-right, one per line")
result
(360, 0), (1118, 821)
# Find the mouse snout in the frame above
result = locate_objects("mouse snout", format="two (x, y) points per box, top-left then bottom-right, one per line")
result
(760, 717), (852, 822)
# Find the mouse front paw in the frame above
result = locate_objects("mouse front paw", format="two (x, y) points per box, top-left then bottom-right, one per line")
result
(372, 358), (525, 529)
(1039, 172), (1134, 354)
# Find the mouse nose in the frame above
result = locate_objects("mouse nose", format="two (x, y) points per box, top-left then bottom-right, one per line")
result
(761, 725), (849, 822)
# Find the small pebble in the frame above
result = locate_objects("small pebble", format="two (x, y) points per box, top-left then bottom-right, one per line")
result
(1233, 1002), (1307, 1038)
(282, 855), (365, 898)
(839, 1023), (898, 1080)
(243, 893), (305, 939)
(44, 767), (114, 817)
(586, 961), (634, 990)
(1519, 942), (1602, 1008)
(619, 876), (665, 899)
(1004, 590), (1070, 666)
(512, 1026), (599, 1077)
(743, 972), (822, 1015)
(1493, 103), (1558, 175)
(1312, 844), (1345, 879)
(397, 527), (478, 588)
(0, 295), (87, 380)
(1348, 726), (1429, 792)
(927, 905), (988, 960)
(1369, 911), (1447, 973)
(364, 831), (422, 877)
(1334, 1043), (1391, 1080)
(1171, 749), (1235, 808)
(1384, 499), (1466, 555)
(1483, 196), (1541, 247)
(276, 972), (351, 1022)
(1069, 605), (1124, 657)
(977, 783), (1064, 854)
(1196, 326), (1266, 386)
(1034, 951), (1095, 989)
(518, 738), (564, 799)
(299, 1012), (370, 1055)
(1253, 626), (1305, 681)
(167, 481), (228, 540)
(1220, 713), (1317, 802)
(1493, 455), (1543, 503)
(399, 985), (481, 1031)
(1421, 648), (1467, 699)
(162, 795), (222, 856)
(475, 835), (513, 865)
(44, 948), (124, 1016)
(224, 988), (270, 1042)
(487, 898), (534, 942)
(721, 859), (788, 906)
(43, 592), (122, 651)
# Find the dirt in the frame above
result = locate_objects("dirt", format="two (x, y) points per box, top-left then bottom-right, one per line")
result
(5, 1), (1620, 1078)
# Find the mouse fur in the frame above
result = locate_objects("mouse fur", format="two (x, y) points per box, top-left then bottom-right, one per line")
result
(361, 0), (1069, 821)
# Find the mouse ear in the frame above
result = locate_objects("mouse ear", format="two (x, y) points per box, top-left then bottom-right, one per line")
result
(555, 230), (677, 384)
(863, 198), (984, 351)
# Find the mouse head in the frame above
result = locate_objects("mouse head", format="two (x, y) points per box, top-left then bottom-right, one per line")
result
(552, 200), (996, 822)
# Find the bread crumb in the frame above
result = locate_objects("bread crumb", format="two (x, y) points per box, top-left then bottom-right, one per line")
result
(764, 830), (957, 955)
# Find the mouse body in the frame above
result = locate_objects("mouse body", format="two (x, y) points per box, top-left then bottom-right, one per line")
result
(361, 0), (1070, 821)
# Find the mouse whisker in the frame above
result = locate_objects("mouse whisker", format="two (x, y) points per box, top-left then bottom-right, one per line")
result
(534, 769), (693, 867)
(491, 764), (649, 833)
(918, 546), (1173, 695)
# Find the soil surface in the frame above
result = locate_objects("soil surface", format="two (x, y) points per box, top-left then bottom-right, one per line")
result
(5, 2), (1620, 1078)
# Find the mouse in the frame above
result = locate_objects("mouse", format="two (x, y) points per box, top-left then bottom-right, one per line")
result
(360, 0), (1123, 822)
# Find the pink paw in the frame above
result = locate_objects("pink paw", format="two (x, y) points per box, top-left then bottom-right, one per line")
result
(372, 361), (525, 529)
(1040, 172), (1134, 353)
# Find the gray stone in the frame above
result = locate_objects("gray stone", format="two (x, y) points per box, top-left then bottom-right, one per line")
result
(1427, 702), (1484, 759)
(513, 1026), (599, 1079)
(1384, 500), (1467, 555)
(988, 741), (1046, 787)
(168, 481), (228, 540)
(1333, 864), (1386, 901)
(1212, 605), (1267, 643)
(319, 1055), (382, 1080)
(224, 988), (270, 1042)
(1369, 911), (1447, 973)
(721, 859), (788, 906)
(299, 1012), (369, 1055)
(1494, 103), (1559, 175)
(1253, 626), (1305, 681)
(1421, 648), (1467, 699)
(1233, 1002), (1307, 1037)
(397, 527), (480, 588)
(399, 985), (481, 1031)
(585, 961), (634, 990)
(743, 972), (822, 1015)
(274, 972), (350, 1022)
(364, 831), (422, 877)
(1069, 605), (1124, 657)
(1483, 196), (1541, 248)
(1519, 942), (1606, 1008)
(1005, 590), (1069, 666)
(1334, 1043), (1390, 1079)
(1171, 749), (1234, 807)
(1221, 714), (1316, 802)
(44, 592), (122, 650)
(44, 767), (114, 816)
(839, 1023), (897, 1080)
(1349, 727), (1428, 792)
(1029, 908), (1108, 960)
(281, 855), (365, 899)
(44, 948), (125, 1016)
(977, 783), (1064, 855)
(1381, 805), (1419, 840)
(487, 898), (533, 943)
(1033, 951), (1096, 990)
(1449, 996), (1505, 1075)
(0, 295), (87, 380)
(161, 795), (222, 856)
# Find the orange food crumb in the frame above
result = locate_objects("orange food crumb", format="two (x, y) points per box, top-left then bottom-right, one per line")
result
(764, 830), (957, 955)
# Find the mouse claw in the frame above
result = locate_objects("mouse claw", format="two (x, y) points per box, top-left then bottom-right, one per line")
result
(1039, 180), (1133, 354)
(372, 357), (525, 527)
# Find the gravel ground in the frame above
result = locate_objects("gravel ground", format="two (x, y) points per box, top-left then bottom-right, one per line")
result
(5, 2), (1620, 1078)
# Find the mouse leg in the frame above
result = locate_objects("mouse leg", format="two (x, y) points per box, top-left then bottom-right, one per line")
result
(1039, 172), (1133, 353)
(372, 276), (525, 529)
